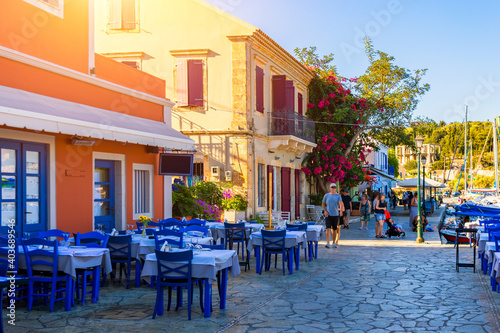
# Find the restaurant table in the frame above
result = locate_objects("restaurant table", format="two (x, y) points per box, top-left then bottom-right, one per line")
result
(17, 246), (112, 280)
(141, 249), (240, 318)
(490, 252), (500, 283)
(207, 223), (264, 244)
(246, 230), (307, 274)
(107, 234), (213, 260)
(305, 225), (324, 261)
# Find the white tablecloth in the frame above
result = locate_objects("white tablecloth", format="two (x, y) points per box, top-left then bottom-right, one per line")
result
(478, 233), (490, 253)
(246, 231), (307, 251)
(484, 242), (497, 264)
(108, 234), (213, 261)
(141, 249), (240, 283)
(306, 225), (324, 242)
(18, 247), (112, 279)
(491, 252), (500, 282)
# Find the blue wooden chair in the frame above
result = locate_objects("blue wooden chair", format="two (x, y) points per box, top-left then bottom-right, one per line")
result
(21, 238), (72, 312)
(0, 237), (28, 302)
(200, 244), (224, 250)
(152, 250), (205, 320)
(181, 225), (208, 237)
(154, 229), (183, 250)
(224, 222), (246, 259)
(73, 232), (109, 305)
(75, 232), (109, 248)
(37, 229), (66, 240)
(106, 235), (141, 289)
(205, 219), (216, 223)
(137, 221), (162, 235)
(186, 219), (206, 227)
(488, 226), (500, 241)
(491, 233), (500, 292)
(159, 218), (182, 224)
(247, 220), (258, 224)
(162, 221), (184, 230)
(260, 230), (290, 276)
(285, 225), (307, 265)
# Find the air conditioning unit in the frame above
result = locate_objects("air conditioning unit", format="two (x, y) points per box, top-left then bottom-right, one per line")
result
(225, 170), (232, 182)
(211, 166), (221, 177)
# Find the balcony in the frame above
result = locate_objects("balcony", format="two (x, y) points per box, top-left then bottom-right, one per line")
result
(267, 109), (316, 154)
(269, 109), (315, 142)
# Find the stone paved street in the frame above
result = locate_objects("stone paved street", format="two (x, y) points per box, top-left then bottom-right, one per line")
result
(7, 206), (500, 332)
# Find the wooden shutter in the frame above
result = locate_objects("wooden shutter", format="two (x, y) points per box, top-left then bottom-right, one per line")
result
(285, 80), (295, 111)
(298, 93), (303, 115)
(122, 0), (136, 30)
(272, 75), (286, 111)
(176, 59), (188, 107)
(256, 66), (264, 112)
(109, 0), (122, 30)
(295, 169), (300, 219)
(281, 167), (291, 213)
(267, 165), (274, 209)
(188, 59), (204, 107)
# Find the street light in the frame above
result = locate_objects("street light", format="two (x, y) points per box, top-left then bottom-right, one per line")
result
(415, 135), (425, 243)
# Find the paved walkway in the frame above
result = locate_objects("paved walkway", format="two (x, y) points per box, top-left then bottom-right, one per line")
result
(7, 205), (500, 332)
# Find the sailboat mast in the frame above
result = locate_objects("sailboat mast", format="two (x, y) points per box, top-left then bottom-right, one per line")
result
(494, 118), (499, 197)
(470, 139), (473, 190)
(464, 106), (468, 196)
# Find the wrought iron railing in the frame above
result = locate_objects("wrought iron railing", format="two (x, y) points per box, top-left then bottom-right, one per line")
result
(268, 109), (315, 143)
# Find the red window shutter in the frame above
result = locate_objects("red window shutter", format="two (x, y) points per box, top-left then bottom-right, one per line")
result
(176, 59), (188, 107)
(188, 59), (204, 107)
(298, 93), (303, 115)
(272, 75), (286, 111)
(121, 0), (136, 29)
(109, 0), (122, 29)
(295, 169), (300, 219)
(281, 167), (291, 213)
(285, 80), (295, 111)
(267, 165), (274, 209)
(256, 66), (264, 112)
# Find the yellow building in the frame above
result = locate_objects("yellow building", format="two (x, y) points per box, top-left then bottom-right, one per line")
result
(94, 0), (316, 220)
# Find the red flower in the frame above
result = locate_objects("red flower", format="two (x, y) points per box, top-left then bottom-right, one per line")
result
(307, 103), (315, 109)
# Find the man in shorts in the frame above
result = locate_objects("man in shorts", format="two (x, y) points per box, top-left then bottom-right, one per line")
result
(322, 183), (344, 248)
(341, 189), (352, 229)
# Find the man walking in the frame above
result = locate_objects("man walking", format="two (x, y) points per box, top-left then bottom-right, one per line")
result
(322, 183), (344, 248)
(341, 189), (352, 229)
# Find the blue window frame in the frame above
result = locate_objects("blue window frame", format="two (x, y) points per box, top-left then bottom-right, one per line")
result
(0, 139), (47, 237)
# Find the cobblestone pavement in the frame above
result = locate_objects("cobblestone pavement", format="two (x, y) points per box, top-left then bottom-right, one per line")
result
(7, 205), (500, 332)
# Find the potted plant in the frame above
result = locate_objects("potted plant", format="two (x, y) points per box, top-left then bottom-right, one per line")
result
(172, 185), (201, 219)
(222, 189), (248, 222)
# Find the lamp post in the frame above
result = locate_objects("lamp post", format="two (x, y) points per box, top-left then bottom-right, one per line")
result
(415, 135), (425, 243)
(422, 156), (427, 217)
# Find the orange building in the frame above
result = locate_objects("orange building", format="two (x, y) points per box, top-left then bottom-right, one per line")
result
(0, 0), (195, 236)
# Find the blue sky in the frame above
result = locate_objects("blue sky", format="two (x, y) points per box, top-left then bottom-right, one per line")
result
(205, 0), (500, 123)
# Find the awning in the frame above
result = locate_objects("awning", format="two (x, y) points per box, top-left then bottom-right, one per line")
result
(397, 177), (446, 188)
(0, 85), (195, 151)
(367, 167), (398, 182)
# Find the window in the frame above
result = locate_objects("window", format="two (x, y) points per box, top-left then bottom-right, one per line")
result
(121, 61), (139, 69)
(256, 66), (264, 112)
(109, 0), (139, 31)
(133, 164), (153, 219)
(176, 59), (204, 108)
(23, 0), (63, 17)
(192, 162), (204, 183)
(257, 164), (266, 207)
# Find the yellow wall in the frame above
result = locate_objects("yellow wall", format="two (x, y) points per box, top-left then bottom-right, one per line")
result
(94, 0), (313, 218)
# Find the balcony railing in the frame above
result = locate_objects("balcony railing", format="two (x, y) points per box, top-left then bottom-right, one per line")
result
(268, 109), (315, 143)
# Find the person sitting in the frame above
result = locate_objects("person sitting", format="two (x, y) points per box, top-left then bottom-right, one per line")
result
(412, 215), (428, 232)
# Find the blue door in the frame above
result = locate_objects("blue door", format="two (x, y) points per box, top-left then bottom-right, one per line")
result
(0, 140), (47, 237)
(94, 160), (115, 232)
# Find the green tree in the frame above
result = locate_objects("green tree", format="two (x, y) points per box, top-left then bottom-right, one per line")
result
(388, 148), (399, 177)
(404, 160), (418, 171)
(353, 38), (431, 152)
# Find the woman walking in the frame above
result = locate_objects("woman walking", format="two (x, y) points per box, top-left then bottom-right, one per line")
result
(359, 194), (371, 230)
(409, 192), (419, 231)
(374, 194), (387, 238)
